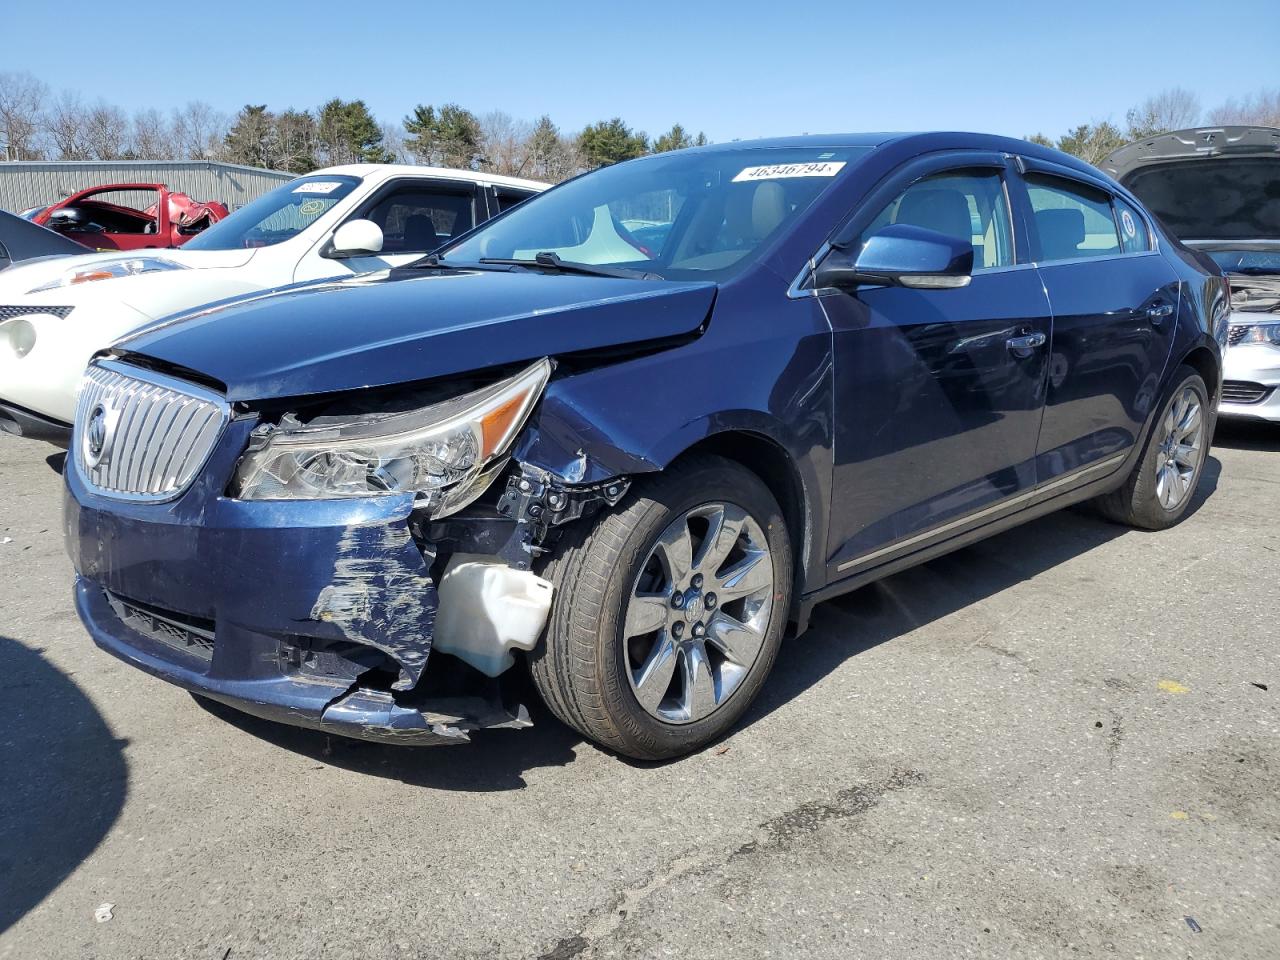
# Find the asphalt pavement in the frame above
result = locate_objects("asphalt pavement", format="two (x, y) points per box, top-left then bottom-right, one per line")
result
(1, 422), (1277, 960)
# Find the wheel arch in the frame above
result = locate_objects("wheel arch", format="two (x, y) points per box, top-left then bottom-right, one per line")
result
(666, 429), (817, 625)
(1178, 343), (1221, 403)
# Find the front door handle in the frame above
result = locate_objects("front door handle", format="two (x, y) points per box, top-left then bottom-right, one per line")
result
(1006, 331), (1047, 358)
(1146, 302), (1174, 325)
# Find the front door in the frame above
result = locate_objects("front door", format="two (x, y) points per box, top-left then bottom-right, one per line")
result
(822, 159), (1052, 577)
(295, 180), (483, 282)
(1014, 162), (1179, 481)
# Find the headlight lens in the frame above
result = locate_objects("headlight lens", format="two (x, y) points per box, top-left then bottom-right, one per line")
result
(29, 257), (185, 293)
(232, 359), (552, 516)
(1233, 321), (1280, 345)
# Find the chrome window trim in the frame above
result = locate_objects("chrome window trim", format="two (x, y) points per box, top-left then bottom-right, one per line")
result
(788, 153), (1025, 300)
(834, 452), (1129, 573)
(72, 358), (231, 504)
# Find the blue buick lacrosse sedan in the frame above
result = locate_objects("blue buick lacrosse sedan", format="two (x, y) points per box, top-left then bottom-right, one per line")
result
(64, 133), (1227, 759)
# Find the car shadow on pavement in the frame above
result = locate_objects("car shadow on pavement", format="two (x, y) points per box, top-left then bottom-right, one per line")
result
(192, 687), (582, 792)
(736, 462), (1222, 738)
(189, 460), (1227, 784)
(0, 635), (128, 934)
(1213, 418), (1280, 452)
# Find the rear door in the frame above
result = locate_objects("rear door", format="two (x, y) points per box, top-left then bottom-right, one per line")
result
(822, 152), (1053, 577)
(1012, 159), (1179, 482)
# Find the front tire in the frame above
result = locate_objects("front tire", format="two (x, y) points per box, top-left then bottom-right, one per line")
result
(1095, 365), (1210, 530)
(529, 455), (793, 760)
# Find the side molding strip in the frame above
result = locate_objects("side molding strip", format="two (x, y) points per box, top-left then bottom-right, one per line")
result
(835, 452), (1130, 573)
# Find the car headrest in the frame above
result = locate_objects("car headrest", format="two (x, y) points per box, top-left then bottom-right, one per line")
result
(896, 189), (972, 241)
(403, 214), (439, 252)
(725, 181), (789, 241)
(1034, 208), (1086, 260)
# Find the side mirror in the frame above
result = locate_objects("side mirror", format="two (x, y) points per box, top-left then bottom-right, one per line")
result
(46, 208), (84, 232)
(815, 224), (974, 290)
(324, 219), (384, 259)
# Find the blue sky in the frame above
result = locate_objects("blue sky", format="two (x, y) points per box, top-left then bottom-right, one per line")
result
(7, 0), (1277, 142)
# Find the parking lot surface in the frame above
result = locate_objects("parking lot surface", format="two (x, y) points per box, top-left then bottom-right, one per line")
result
(1, 423), (1277, 960)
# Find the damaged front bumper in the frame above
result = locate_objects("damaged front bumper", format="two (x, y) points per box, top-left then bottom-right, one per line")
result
(64, 441), (531, 745)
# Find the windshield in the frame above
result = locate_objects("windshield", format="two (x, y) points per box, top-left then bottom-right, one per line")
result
(1205, 248), (1280, 276)
(443, 147), (870, 281)
(184, 175), (361, 251)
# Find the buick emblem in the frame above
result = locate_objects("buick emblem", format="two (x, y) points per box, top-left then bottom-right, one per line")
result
(84, 402), (113, 468)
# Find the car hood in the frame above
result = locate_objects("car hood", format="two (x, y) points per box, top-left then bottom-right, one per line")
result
(117, 268), (717, 402)
(1101, 126), (1280, 242)
(0, 245), (257, 296)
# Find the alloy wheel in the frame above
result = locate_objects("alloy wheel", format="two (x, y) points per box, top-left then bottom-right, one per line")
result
(1154, 385), (1205, 510)
(622, 503), (774, 725)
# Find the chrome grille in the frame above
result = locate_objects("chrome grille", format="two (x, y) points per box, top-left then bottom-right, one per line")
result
(1227, 325), (1249, 346)
(1221, 380), (1272, 405)
(74, 360), (229, 501)
(0, 304), (73, 321)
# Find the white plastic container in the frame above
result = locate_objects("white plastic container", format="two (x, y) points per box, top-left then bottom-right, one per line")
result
(433, 553), (555, 677)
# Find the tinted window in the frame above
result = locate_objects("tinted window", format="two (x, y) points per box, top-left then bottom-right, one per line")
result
(364, 186), (476, 253)
(862, 169), (1014, 269)
(1113, 198), (1149, 254)
(184, 175), (361, 250)
(443, 146), (871, 281)
(1026, 175), (1119, 261)
(496, 189), (536, 212)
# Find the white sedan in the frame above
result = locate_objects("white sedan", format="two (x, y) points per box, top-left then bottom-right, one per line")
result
(0, 164), (546, 441)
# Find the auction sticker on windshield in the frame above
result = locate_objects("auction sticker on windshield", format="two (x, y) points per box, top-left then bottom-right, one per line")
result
(733, 162), (846, 182)
(293, 181), (345, 194)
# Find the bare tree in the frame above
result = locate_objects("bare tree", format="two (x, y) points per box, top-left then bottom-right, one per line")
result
(132, 108), (174, 160)
(171, 101), (228, 159)
(479, 110), (533, 176)
(1207, 88), (1280, 128)
(82, 102), (129, 160)
(1125, 87), (1201, 139)
(380, 120), (410, 164)
(0, 71), (48, 160)
(44, 91), (90, 160)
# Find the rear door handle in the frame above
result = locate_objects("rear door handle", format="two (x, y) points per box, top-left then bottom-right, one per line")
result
(1006, 331), (1047, 357)
(1146, 303), (1174, 324)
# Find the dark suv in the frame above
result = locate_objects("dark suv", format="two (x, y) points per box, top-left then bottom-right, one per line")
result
(64, 133), (1227, 760)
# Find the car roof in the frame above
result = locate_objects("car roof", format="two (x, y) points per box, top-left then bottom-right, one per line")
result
(676, 132), (1113, 184)
(309, 163), (548, 192)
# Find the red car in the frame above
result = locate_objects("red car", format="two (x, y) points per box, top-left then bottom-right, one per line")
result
(33, 183), (229, 251)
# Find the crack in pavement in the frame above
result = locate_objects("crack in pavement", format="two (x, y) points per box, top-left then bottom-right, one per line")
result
(533, 767), (926, 960)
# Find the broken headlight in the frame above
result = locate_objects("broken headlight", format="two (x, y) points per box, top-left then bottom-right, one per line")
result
(232, 359), (551, 517)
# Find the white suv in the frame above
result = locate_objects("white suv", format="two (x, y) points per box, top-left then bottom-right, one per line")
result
(0, 164), (546, 440)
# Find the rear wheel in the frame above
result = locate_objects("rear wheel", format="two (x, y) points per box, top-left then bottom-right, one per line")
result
(1095, 365), (1210, 530)
(529, 455), (792, 760)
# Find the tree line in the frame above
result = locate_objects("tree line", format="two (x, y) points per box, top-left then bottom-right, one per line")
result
(1025, 87), (1280, 164)
(0, 72), (707, 182)
(1, 71), (1276, 181)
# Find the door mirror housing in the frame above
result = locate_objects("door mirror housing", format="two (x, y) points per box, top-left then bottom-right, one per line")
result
(46, 208), (85, 232)
(815, 224), (974, 290)
(325, 219), (384, 258)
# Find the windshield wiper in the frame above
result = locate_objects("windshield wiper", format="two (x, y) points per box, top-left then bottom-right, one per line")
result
(479, 251), (662, 280)
(400, 253), (506, 271)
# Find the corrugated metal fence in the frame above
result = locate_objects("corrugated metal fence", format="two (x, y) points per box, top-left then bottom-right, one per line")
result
(0, 161), (293, 214)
